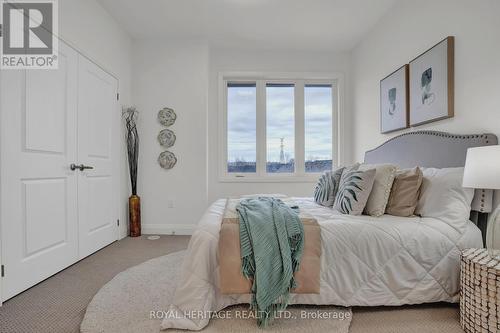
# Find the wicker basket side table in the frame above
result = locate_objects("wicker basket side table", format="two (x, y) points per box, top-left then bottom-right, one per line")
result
(461, 248), (500, 333)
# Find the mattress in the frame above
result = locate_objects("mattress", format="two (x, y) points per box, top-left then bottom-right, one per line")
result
(161, 197), (482, 330)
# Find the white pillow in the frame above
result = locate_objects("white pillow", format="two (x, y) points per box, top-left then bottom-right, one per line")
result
(415, 167), (474, 227)
(359, 163), (397, 217)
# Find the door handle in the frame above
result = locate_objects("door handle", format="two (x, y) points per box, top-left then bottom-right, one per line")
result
(70, 163), (94, 171)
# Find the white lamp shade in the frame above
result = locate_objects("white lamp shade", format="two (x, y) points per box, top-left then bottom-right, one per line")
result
(463, 145), (500, 189)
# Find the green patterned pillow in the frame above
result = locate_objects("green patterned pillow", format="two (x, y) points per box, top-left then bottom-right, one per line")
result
(314, 167), (345, 207)
(334, 166), (376, 215)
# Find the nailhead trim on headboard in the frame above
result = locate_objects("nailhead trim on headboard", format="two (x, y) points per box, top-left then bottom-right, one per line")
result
(365, 130), (495, 155)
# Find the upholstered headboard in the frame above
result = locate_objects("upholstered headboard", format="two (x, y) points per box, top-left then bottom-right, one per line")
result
(364, 130), (497, 168)
(364, 130), (498, 242)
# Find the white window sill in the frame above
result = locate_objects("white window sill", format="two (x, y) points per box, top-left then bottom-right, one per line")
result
(218, 175), (320, 183)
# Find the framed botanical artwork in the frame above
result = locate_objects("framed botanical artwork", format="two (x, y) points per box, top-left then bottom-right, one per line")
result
(409, 36), (454, 126)
(380, 64), (409, 134)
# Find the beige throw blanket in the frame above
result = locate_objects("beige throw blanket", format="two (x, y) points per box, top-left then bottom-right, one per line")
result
(218, 198), (322, 294)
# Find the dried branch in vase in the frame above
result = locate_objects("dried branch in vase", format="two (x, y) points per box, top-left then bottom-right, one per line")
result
(122, 107), (139, 196)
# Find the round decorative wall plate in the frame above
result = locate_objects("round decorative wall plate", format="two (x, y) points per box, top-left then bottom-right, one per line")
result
(158, 151), (177, 169)
(157, 107), (177, 127)
(157, 129), (176, 148)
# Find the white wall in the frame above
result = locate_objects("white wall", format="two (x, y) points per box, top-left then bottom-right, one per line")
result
(59, 0), (132, 238)
(351, 0), (500, 162)
(207, 47), (351, 204)
(132, 40), (209, 234)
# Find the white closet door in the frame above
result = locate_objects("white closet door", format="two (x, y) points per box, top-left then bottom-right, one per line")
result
(0, 41), (79, 300)
(77, 56), (119, 258)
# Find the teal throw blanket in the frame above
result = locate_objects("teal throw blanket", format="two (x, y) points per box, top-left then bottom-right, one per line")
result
(236, 197), (305, 327)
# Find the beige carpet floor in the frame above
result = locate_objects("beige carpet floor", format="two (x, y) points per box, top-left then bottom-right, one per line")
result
(0, 235), (464, 333)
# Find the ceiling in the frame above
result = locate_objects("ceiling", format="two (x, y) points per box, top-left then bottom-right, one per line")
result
(97, 0), (398, 51)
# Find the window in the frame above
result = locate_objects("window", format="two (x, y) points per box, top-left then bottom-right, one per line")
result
(222, 74), (341, 181)
(227, 83), (257, 173)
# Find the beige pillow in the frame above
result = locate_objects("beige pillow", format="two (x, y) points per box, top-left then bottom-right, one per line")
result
(359, 163), (397, 217)
(334, 165), (376, 215)
(386, 167), (423, 217)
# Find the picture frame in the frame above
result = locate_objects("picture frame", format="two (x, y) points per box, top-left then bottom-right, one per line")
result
(409, 36), (454, 126)
(380, 64), (409, 134)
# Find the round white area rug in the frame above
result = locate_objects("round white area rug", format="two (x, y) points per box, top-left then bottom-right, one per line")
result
(80, 251), (352, 333)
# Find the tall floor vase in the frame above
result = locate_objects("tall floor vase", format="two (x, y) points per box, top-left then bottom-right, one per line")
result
(129, 195), (141, 237)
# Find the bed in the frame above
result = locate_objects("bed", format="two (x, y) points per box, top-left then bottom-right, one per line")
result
(161, 131), (497, 331)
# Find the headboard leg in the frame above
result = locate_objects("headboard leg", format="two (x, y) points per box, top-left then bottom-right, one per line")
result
(473, 212), (489, 247)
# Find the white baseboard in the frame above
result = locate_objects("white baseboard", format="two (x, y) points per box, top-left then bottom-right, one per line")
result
(142, 224), (196, 236)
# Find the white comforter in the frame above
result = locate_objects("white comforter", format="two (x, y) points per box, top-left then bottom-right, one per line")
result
(161, 198), (482, 330)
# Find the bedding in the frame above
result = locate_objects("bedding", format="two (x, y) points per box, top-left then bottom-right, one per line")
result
(161, 197), (482, 330)
(359, 163), (397, 217)
(313, 167), (344, 207)
(219, 198), (321, 295)
(236, 197), (304, 327)
(416, 167), (474, 228)
(386, 167), (423, 217)
(334, 166), (376, 215)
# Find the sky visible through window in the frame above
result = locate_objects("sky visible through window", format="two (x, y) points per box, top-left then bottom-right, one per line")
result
(227, 83), (256, 172)
(266, 84), (295, 173)
(305, 84), (333, 172)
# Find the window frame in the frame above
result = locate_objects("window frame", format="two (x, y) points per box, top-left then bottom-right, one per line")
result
(219, 72), (344, 183)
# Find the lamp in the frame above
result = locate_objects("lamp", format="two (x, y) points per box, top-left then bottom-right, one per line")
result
(463, 145), (500, 256)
